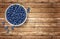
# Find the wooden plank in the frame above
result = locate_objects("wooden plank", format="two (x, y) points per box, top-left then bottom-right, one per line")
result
(21, 36), (51, 39)
(25, 8), (60, 13)
(53, 36), (60, 39)
(2, 0), (17, 3)
(26, 18), (57, 23)
(0, 36), (22, 39)
(0, 18), (58, 23)
(54, 13), (60, 18)
(49, 0), (60, 2)
(0, 27), (55, 36)
(18, 0), (49, 3)
(0, 7), (6, 13)
(54, 32), (60, 36)
(0, 31), (54, 36)
(0, 2), (58, 8)
(23, 3), (60, 8)
(28, 13), (60, 18)
(54, 8), (60, 13)
(0, 28), (5, 32)
(11, 28), (55, 33)
(1, 0), (49, 3)
(0, 13), (5, 18)
(54, 3), (60, 8)
(54, 28), (60, 32)
(0, 0), (60, 39)
(0, 2), (60, 8)
(0, 7), (59, 13)
(0, 36), (52, 39)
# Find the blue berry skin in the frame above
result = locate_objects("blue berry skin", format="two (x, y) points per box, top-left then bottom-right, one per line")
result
(11, 26), (14, 30)
(27, 7), (30, 13)
(4, 26), (8, 30)
(2, 22), (5, 25)
(6, 4), (26, 26)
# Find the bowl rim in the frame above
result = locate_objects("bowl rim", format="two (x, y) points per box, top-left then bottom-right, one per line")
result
(5, 3), (27, 26)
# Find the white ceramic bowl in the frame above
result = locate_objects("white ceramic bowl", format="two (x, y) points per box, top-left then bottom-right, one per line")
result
(5, 4), (27, 26)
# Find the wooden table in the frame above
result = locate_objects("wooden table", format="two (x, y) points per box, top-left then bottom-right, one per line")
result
(0, 0), (60, 39)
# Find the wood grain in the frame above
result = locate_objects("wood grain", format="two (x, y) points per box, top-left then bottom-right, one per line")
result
(0, 0), (60, 39)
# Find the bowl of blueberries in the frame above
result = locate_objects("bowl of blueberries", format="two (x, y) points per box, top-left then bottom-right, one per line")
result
(5, 4), (30, 26)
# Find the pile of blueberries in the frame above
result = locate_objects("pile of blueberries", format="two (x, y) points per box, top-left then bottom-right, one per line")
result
(6, 4), (26, 25)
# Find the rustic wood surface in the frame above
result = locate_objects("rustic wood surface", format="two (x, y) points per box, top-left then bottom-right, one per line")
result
(0, 0), (60, 39)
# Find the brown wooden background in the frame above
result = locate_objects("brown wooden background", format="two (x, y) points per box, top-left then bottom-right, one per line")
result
(0, 0), (60, 39)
